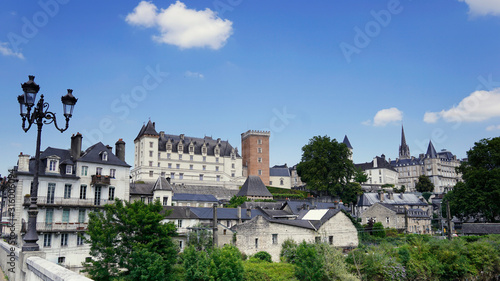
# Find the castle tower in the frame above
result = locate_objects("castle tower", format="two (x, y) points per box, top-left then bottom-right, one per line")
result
(343, 135), (353, 161)
(241, 130), (270, 185)
(399, 125), (410, 159)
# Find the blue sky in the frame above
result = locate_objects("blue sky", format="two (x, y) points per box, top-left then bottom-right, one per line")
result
(1, 0), (500, 175)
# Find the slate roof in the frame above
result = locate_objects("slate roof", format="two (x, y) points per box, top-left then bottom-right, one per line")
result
(296, 208), (343, 230)
(78, 142), (130, 167)
(130, 182), (153, 196)
(236, 176), (273, 198)
(258, 208), (296, 219)
(270, 166), (290, 177)
(462, 223), (500, 235)
(134, 120), (159, 141)
(152, 176), (173, 191)
(355, 156), (397, 172)
(162, 206), (264, 220)
(426, 141), (437, 158)
(240, 201), (284, 210)
(357, 193), (427, 207)
(407, 208), (430, 218)
(173, 193), (218, 202)
(343, 135), (353, 149)
(283, 200), (346, 215)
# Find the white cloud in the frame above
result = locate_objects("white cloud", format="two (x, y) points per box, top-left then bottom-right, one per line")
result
(184, 71), (204, 79)
(370, 107), (403, 127)
(0, 42), (24, 59)
(423, 88), (500, 123)
(486, 124), (500, 131)
(126, 1), (233, 50)
(458, 0), (500, 16)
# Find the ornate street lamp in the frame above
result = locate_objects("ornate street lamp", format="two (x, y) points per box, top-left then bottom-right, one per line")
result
(18, 75), (77, 251)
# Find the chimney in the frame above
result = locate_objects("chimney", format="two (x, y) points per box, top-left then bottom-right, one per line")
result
(237, 206), (242, 224)
(115, 139), (126, 162)
(106, 145), (113, 153)
(185, 206), (190, 217)
(180, 134), (185, 140)
(166, 177), (171, 183)
(378, 190), (384, 202)
(70, 133), (82, 160)
(213, 204), (218, 247)
(246, 208), (251, 217)
(388, 191), (393, 200)
(18, 153), (30, 172)
(373, 157), (378, 168)
(160, 131), (165, 138)
(334, 201), (339, 209)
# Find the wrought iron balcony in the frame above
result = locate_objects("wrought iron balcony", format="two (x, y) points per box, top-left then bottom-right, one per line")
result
(24, 196), (114, 207)
(91, 174), (111, 185)
(34, 222), (88, 232)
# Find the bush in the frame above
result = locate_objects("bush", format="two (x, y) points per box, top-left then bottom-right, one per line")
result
(252, 251), (272, 263)
(294, 242), (324, 281)
(280, 239), (298, 263)
(243, 261), (298, 281)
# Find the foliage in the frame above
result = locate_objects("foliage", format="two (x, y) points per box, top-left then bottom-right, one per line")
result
(296, 135), (355, 201)
(445, 137), (500, 222)
(243, 260), (298, 281)
(421, 192), (432, 202)
(83, 199), (178, 281)
(294, 241), (325, 281)
(186, 224), (213, 251)
(372, 222), (386, 238)
(381, 183), (394, 189)
(354, 167), (368, 184)
(182, 246), (211, 281)
(415, 175), (434, 193)
(267, 186), (308, 199)
(182, 245), (244, 281)
(314, 243), (360, 281)
(226, 196), (249, 208)
(393, 185), (406, 193)
(252, 251), (272, 263)
(341, 182), (364, 206)
(280, 239), (298, 263)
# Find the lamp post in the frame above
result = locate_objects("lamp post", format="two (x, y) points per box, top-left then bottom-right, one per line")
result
(18, 75), (77, 251)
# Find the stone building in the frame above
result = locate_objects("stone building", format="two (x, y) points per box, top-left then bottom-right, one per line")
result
(269, 164), (292, 188)
(390, 126), (462, 193)
(241, 130), (270, 185)
(11, 133), (130, 270)
(361, 202), (432, 234)
(355, 191), (430, 219)
(231, 209), (358, 261)
(132, 120), (245, 189)
(355, 155), (399, 189)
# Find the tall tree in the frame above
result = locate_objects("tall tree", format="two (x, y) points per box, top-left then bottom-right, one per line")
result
(83, 199), (178, 280)
(296, 135), (355, 200)
(415, 175), (435, 193)
(353, 167), (368, 184)
(445, 137), (500, 222)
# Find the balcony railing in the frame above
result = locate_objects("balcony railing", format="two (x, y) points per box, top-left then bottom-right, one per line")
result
(24, 196), (115, 207)
(34, 222), (88, 232)
(91, 175), (111, 185)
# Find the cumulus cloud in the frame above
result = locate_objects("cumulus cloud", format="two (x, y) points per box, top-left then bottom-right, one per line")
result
(363, 107), (403, 127)
(184, 71), (204, 79)
(423, 88), (500, 123)
(0, 42), (24, 59)
(458, 0), (500, 16)
(126, 1), (233, 50)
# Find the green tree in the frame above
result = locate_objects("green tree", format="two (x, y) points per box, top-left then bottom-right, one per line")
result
(294, 241), (325, 281)
(415, 175), (435, 193)
(296, 135), (355, 200)
(252, 251), (272, 263)
(226, 195), (249, 208)
(393, 185), (405, 193)
(445, 137), (500, 222)
(83, 199), (178, 280)
(182, 246), (211, 281)
(187, 224), (213, 251)
(354, 167), (368, 184)
(209, 245), (245, 281)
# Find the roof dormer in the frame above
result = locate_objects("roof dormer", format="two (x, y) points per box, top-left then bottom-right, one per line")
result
(100, 151), (108, 161)
(214, 144), (220, 157)
(201, 142), (207, 156)
(189, 140), (195, 154)
(166, 139), (172, 152)
(45, 155), (61, 174)
(178, 141), (184, 154)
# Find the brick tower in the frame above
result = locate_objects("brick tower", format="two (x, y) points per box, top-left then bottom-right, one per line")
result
(241, 130), (270, 185)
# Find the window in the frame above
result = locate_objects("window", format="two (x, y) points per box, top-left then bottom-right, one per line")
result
(232, 163), (235, 169)
(386, 217), (390, 223)
(47, 183), (55, 204)
(149, 151), (153, 157)
(202, 147), (207, 154)
(171, 172), (175, 180)
(203, 165), (206, 171)
(79, 185), (87, 199)
(109, 187), (115, 200)
(61, 233), (68, 246)
(258, 139), (262, 144)
(216, 175), (221, 182)
(329, 236), (333, 245)
(43, 234), (52, 247)
(199, 174), (204, 181)
(77, 235), (84, 246)
(110, 169), (116, 178)
(203, 156), (206, 162)
(179, 154), (183, 160)
(258, 170), (262, 176)
(178, 220), (182, 228)
(167, 153), (171, 159)
(62, 209), (70, 223)
(66, 165), (72, 175)
(189, 146), (194, 153)
(163, 197), (168, 206)
(231, 173), (235, 177)
(168, 163), (172, 168)
(190, 155), (194, 161)
(179, 240), (183, 249)
(280, 178), (284, 185)
(94, 186), (101, 206)
(45, 209), (53, 224)
(49, 160), (57, 171)
(149, 161), (153, 167)
(149, 141), (153, 148)
(257, 148), (262, 153)
(96, 167), (102, 175)
(272, 234), (278, 244)
(58, 257), (65, 264)
(215, 166), (219, 171)
(161, 172), (165, 177)
(176, 164), (180, 169)
(190, 165), (193, 170)
(102, 151), (108, 161)
(149, 171), (154, 177)
(215, 157), (219, 163)
(255, 238), (258, 249)
(258, 157), (262, 163)
(64, 184), (71, 199)
(79, 209), (86, 223)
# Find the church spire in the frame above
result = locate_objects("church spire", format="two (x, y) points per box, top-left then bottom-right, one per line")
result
(399, 125), (410, 159)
